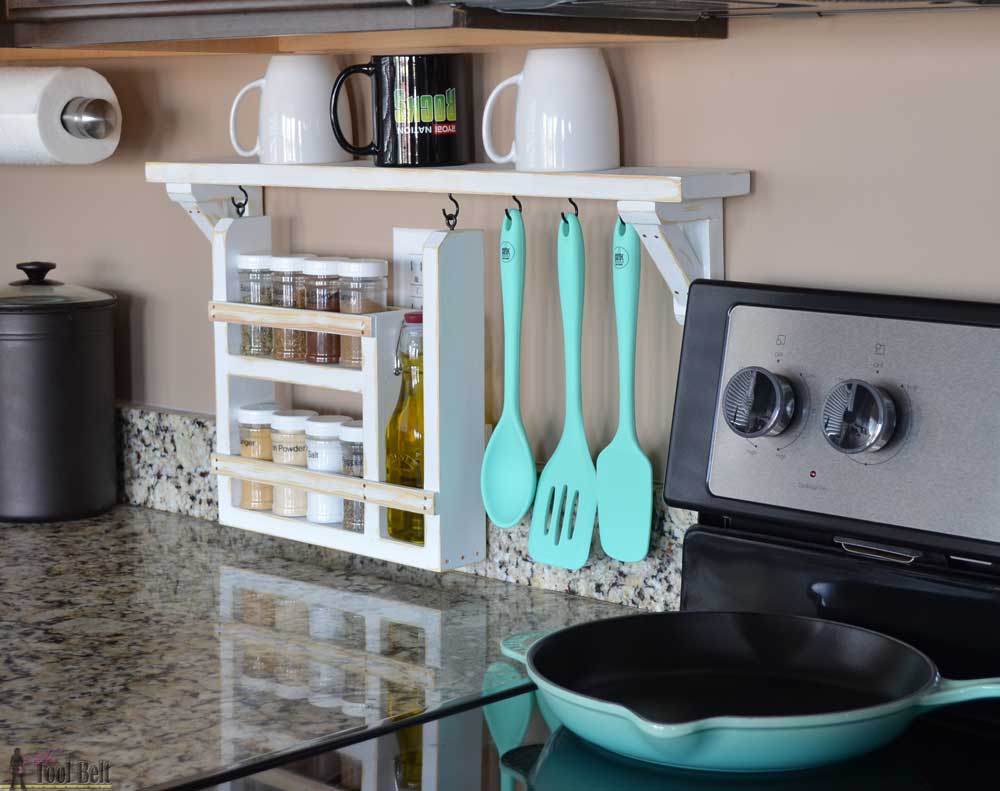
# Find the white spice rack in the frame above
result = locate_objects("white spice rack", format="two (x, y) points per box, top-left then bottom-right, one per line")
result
(207, 214), (485, 571)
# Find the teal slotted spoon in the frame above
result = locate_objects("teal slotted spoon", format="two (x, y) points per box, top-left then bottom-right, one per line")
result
(481, 207), (537, 527)
(528, 212), (597, 571)
(597, 219), (653, 562)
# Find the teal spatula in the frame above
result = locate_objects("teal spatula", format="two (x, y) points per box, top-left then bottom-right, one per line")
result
(528, 213), (597, 571)
(597, 219), (653, 562)
(481, 208), (536, 528)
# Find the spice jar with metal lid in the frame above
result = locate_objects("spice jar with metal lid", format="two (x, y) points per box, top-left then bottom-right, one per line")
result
(339, 420), (366, 532)
(237, 251), (273, 357)
(303, 257), (344, 365)
(0, 261), (116, 521)
(271, 254), (312, 362)
(237, 401), (280, 511)
(305, 414), (352, 524)
(271, 409), (317, 517)
(339, 259), (388, 369)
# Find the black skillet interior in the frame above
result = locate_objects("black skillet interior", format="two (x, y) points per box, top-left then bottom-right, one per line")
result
(529, 612), (935, 724)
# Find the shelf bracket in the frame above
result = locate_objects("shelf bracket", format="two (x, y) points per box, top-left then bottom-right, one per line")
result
(165, 183), (263, 240)
(617, 198), (724, 325)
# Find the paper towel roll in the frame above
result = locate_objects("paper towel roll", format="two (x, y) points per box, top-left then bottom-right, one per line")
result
(0, 67), (121, 165)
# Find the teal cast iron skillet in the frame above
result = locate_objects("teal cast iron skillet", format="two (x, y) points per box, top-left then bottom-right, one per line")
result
(501, 611), (1000, 773)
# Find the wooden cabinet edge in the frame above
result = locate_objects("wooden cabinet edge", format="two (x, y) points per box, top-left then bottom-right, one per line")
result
(1, 7), (724, 52)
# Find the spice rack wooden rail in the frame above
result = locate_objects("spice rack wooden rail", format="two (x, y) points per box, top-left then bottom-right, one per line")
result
(205, 214), (485, 571)
(211, 454), (437, 515)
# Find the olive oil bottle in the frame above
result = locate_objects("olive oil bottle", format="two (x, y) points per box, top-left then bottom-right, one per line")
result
(386, 312), (425, 544)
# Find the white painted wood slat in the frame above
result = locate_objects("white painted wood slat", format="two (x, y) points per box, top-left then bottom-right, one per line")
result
(146, 161), (750, 203)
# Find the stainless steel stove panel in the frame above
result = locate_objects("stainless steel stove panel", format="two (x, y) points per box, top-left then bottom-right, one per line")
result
(708, 304), (1000, 542)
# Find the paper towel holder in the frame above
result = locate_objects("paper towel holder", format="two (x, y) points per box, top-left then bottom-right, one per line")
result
(61, 97), (117, 141)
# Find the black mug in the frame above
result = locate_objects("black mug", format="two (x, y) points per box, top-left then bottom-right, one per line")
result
(330, 54), (474, 168)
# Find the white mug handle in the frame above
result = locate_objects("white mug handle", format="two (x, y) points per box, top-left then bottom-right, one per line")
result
(229, 78), (265, 158)
(482, 73), (521, 165)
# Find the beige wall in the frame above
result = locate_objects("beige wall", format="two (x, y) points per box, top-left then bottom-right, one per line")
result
(3, 13), (1000, 477)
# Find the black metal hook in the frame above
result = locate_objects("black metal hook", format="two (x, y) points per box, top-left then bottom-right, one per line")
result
(231, 186), (249, 218)
(505, 195), (523, 222)
(560, 197), (579, 225)
(442, 193), (460, 231)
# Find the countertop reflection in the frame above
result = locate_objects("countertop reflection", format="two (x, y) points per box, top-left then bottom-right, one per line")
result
(0, 506), (626, 791)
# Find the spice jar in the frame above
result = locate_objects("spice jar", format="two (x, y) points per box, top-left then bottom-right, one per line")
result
(237, 252), (273, 357)
(303, 257), (344, 365)
(339, 420), (366, 532)
(271, 254), (312, 362)
(305, 414), (352, 524)
(237, 401), (280, 510)
(339, 259), (388, 369)
(270, 409), (317, 517)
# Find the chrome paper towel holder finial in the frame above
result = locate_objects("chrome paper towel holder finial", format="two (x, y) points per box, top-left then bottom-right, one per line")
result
(61, 97), (118, 140)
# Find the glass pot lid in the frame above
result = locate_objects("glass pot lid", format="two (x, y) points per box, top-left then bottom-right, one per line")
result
(0, 262), (116, 311)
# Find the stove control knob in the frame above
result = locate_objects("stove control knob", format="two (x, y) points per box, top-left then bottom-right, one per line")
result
(822, 380), (897, 454)
(722, 366), (796, 438)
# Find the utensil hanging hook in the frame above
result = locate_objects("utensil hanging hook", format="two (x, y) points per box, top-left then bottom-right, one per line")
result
(231, 186), (249, 218)
(505, 195), (523, 222)
(442, 193), (460, 231)
(561, 197), (579, 225)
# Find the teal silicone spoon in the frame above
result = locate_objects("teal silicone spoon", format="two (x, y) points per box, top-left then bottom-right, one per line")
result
(481, 208), (537, 528)
(528, 213), (597, 571)
(597, 219), (653, 562)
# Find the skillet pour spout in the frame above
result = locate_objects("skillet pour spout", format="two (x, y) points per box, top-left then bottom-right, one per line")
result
(501, 611), (1000, 772)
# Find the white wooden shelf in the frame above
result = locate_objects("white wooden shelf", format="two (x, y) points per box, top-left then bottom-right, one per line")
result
(145, 160), (749, 204)
(148, 159), (751, 323)
(226, 354), (364, 393)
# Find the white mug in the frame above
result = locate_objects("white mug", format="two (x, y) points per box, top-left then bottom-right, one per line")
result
(229, 54), (352, 165)
(482, 48), (620, 173)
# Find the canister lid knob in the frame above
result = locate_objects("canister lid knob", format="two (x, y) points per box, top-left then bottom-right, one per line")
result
(14, 262), (58, 286)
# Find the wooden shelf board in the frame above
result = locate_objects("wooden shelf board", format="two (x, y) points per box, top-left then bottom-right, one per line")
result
(218, 505), (443, 568)
(0, 38), (278, 62)
(149, 160), (750, 203)
(0, 28), (711, 63)
(226, 354), (365, 394)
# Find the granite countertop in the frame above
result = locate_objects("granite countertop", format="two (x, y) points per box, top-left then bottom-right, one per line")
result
(0, 506), (627, 791)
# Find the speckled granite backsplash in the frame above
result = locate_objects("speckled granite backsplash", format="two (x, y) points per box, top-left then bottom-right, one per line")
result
(117, 404), (217, 520)
(116, 404), (692, 611)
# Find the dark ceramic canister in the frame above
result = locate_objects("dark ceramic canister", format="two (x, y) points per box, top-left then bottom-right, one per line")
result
(0, 262), (116, 521)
